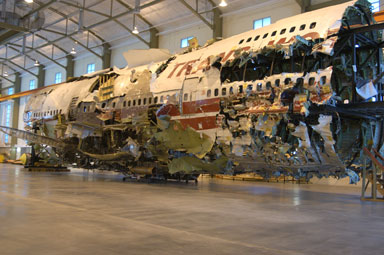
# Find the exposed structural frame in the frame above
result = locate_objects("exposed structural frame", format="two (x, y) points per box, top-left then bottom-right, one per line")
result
(0, 0), (167, 79)
(0, 0), (226, 83)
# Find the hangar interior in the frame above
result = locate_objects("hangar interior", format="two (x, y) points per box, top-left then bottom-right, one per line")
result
(1, 0), (384, 254)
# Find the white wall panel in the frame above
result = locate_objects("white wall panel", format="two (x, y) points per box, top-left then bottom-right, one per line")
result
(44, 66), (66, 86)
(159, 24), (212, 54)
(74, 55), (102, 77)
(223, 1), (300, 38)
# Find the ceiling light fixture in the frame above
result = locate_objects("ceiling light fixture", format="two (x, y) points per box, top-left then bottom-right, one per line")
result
(34, 60), (40, 66)
(4, 71), (9, 77)
(132, 14), (139, 34)
(70, 47), (77, 55)
(25, 0), (33, 3)
(219, 0), (228, 7)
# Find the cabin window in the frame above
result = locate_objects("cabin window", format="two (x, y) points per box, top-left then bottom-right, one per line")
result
(138, 99), (141, 105)
(310, 22), (316, 29)
(266, 81), (272, 90)
(263, 33), (268, 39)
(238, 85), (243, 93)
(149, 98), (152, 104)
(275, 79), (280, 87)
(222, 88), (227, 96)
(83, 106), (87, 112)
(239, 39), (244, 44)
(309, 77), (315, 86)
(280, 28), (286, 35)
(247, 85), (253, 92)
(300, 24), (306, 31)
(257, 83), (262, 91)
(207, 89), (211, 97)
(160, 96), (164, 103)
(101, 102), (106, 108)
(320, 76), (327, 85)
(154, 97), (158, 104)
(289, 26), (296, 33)
(59, 109), (62, 114)
(246, 37), (252, 42)
(128, 100), (131, 107)
(254, 35), (260, 41)
(230, 87), (234, 95)
(123, 101), (126, 107)
(143, 98), (147, 105)
(296, 78), (304, 86)
(133, 100), (136, 106)
(214, 88), (219, 96)
(284, 78), (291, 85)
(184, 93), (188, 101)
(271, 31), (277, 36)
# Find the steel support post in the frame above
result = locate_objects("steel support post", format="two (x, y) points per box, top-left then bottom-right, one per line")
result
(37, 65), (45, 88)
(102, 44), (112, 70)
(66, 55), (74, 80)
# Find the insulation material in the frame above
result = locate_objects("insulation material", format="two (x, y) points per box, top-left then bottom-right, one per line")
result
(356, 80), (378, 99)
(154, 121), (214, 159)
(291, 122), (311, 148)
(312, 115), (335, 147)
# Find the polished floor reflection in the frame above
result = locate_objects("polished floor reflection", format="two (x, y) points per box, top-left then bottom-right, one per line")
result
(0, 164), (383, 255)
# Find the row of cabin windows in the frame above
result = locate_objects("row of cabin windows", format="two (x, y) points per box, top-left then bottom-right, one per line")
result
(182, 76), (327, 100)
(32, 76), (328, 117)
(99, 75), (328, 109)
(33, 109), (62, 118)
(101, 95), (175, 109)
(239, 22), (317, 45)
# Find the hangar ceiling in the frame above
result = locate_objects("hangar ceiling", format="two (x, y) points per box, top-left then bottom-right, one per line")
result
(0, 0), (349, 80)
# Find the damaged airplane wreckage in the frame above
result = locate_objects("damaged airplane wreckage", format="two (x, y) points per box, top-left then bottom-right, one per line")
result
(1, 0), (383, 183)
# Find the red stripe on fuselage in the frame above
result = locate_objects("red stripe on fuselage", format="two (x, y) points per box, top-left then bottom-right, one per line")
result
(182, 98), (220, 115)
(178, 115), (218, 130)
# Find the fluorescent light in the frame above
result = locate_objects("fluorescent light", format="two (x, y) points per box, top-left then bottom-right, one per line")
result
(25, 0), (33, 3)
(70, 47), (77, 54)
(4, 71), (9, 77)
(219, 0), (228, 7)
(132, 26), (139, 34)
(34, 60), (40, 66)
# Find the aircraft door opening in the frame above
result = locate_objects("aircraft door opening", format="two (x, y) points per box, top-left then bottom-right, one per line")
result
(181, 77), (199, 114)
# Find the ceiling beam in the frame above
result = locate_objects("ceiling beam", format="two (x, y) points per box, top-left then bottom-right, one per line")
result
(68, 36), (102, 59)
(178, 0), (213, 30)
(35, 0), (106, 44)
(0, 22), (28, 32)
(60, 0), (150, 47)
(0, 0), (164, 71)
(0, 75), (14, 84)
(21, 0), (57, 20)
(7, 61), (38, 78)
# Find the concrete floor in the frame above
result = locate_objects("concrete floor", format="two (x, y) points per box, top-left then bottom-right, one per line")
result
(0, 164), (384, 255)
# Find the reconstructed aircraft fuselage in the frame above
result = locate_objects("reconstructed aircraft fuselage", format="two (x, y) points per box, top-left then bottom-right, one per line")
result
(1, 0), (382, 182)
